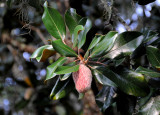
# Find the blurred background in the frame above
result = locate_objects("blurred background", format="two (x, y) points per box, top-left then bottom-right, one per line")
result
(0, 0), (160, 115)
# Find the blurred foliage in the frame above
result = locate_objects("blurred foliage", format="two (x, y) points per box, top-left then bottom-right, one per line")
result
(0, 0), (160, 115)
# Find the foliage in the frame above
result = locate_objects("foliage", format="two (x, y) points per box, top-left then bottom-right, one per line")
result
(29, 1), (160, 114)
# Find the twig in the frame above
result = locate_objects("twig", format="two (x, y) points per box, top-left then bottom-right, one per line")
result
(2, 32), (36, 53)
(116, 14), (132, 31)
(30, 25), (48, 45)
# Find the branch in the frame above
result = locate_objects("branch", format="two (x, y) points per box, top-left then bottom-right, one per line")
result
(30, 25), (48, 45)
(116, 14), (132, 31)
(2, 32), (36, 53)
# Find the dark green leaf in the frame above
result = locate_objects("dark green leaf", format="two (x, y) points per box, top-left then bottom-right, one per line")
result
(104, 31), (143, 59)
(84, 35), (103, 59)
(42, 1), (66, 39)
(114, 58), (125, 67)
(60, 73), (71, 81)
(59, 62), (76, 81)
(138, 96), (160, 115)
(50, 78), (74, 100)
(92, 68), (117, 87)
(78, 19), (92, 49)
(131, 30), (158, 59)
(46, 57), (67, 80)
(136, 66), (160, 78)
(55, 65), (79, 74)
(95, 67), (149, 97)
(78, 17), (87, 25)
(143, 29), (159, 43)
(52, 39), (78, 57)
(138, 88), (155, 107)
(96, 86), (116, 112)
(65, 8), (83, 35)
(30, 45), (55, 62)
(90, 31), (118, 58)
(72, 25), (84, 48)
(146, 46), (160, 68)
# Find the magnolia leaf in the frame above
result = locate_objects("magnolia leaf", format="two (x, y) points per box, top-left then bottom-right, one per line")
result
(30, 45), (56, 62)
(84, 35), (103, 59)
(95, 67), (149, 97)
(78, 19), (92, 49)
(136, 66), (160, 78)
(104, 31), (143, 59)
(46, 57), (67, 80)
(90, 31), (118, 58)
(146, 46), (160, 68)
(52, 39), (78, 57)
(65, 8), (83, 35)
(92, 68), (117, 87)
(55, 65), (79, 75)
(50, 78), (74, 100)
(59, 62), (77, 81)
(60, 73), (71, 81)
(42, 1), (66, 39)
(96, 86), (116, 111)
(138, 96), (160, 115)
(72, 25), (84, 48)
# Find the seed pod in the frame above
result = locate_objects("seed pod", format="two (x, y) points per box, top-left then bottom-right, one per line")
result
(72, 64), (92, 93)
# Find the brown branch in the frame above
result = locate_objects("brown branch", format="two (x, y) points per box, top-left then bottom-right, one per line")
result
(83, 90), (102, 115)
(116, 14), (132, 31)
(29, 25), (48, 45)
(2, 32), (36, 53)
(20, 22), (48, 45)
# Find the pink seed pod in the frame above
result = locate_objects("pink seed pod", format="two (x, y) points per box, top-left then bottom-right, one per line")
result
(72, 64), (92, 93)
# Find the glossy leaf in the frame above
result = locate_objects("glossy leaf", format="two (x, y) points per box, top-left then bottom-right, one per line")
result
(104, 31), (143, 59)
(131, 30), (159, 59)
(84, 35), (103, 59)
(90, 31), (118, 58)
(59, 62), (76, 81)
(143, 29), (159, 44)
(65, 8), (83, 35)
(138, 96), (160, 115)
(136, 66), (160, 78)
(55, 65), (79, 75)
(146, 46), (160, 67)
(50, 78), (74, 100)
(30, 45), (56, 62)
(95, 67), (149, 97)
(78, 19), (92, 49)
(60, 73), (71, 81)
(96, 86), (116, 111)
(114, 58), (125, 67)
(42, 1), (66, 39)
(46, 57), (67, 80)
(72, 25), (84, 48)
(138, 88), (155, 107)
(52, 39), (78, 57)
(92, 68), (117, 87)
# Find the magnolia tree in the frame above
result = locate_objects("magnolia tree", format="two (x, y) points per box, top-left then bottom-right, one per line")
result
(30, 1), (160, 114)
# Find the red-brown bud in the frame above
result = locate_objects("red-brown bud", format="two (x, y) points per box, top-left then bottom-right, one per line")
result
(72, 64), (92, 93)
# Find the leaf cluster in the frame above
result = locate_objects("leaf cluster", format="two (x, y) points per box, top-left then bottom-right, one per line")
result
(30, 1), (160, 114)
